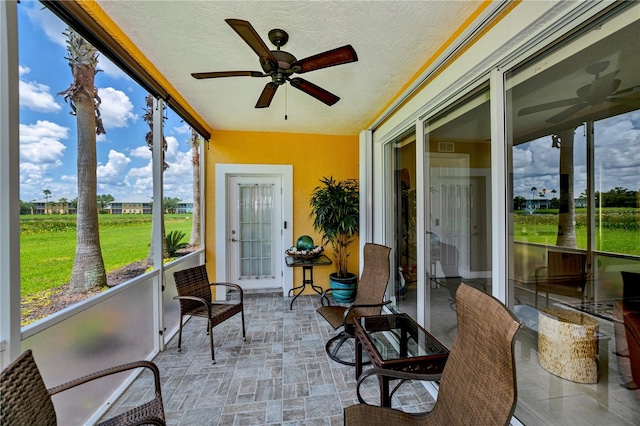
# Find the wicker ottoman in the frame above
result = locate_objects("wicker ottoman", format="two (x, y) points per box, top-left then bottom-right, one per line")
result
(538, 307), (599, 383)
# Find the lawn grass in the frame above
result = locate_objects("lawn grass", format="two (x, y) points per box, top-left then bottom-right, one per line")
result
(513, 208), (640, 255)
(20, 214), (192, 296)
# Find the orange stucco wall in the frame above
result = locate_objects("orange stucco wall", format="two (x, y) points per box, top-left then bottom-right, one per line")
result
(204, 130), (360, 293)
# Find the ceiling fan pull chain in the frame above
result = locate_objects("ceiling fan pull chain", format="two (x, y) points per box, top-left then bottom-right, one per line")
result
(285, 84), (288, 120)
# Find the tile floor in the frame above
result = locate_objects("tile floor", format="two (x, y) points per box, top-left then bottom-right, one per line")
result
(102, 291), (435, 425)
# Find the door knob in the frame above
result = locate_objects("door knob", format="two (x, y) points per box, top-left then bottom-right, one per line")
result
(231, 238), (238, 242)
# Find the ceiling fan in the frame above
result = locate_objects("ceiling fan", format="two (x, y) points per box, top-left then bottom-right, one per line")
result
(192, 19), (358, 108)
(518, 61), (640, 123)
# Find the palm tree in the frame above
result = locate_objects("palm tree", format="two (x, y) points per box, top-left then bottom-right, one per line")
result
(43, 189), (51, 214)
(58, 197), (68, 214)
(553, 129), (577, 248)
(189, 128), (201, 247)
(59, 28), (107, 293)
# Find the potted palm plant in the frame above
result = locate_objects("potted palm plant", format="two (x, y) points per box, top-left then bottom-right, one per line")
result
(309, 176), (359, 302)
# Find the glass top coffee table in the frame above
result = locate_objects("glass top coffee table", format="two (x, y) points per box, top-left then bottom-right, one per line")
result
(354, 313), (449, 407)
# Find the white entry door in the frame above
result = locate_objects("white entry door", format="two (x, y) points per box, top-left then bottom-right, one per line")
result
(227, 176), (283, 290)
(429, 153), (471, 278)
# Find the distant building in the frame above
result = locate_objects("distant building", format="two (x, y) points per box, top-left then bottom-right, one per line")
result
(177, 199), (194, 214)
(30, 196), (76, 215)
(105, 197), (153, 214)
(519, 198), (587, 211)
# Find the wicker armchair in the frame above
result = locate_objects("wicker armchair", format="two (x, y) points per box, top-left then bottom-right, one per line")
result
(317, 243), (391, 365)
(344, 284), (522, 425)
(173, 265), (246, 363)
(0, 349), (165, 426)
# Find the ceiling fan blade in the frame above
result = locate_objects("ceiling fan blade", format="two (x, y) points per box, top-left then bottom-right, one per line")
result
(289, 77), (340, 106)
(518, 98), (581, 116)
(608, 97), (640, 108)
(291, 45), (358, 74)
(545, 102), (588, 123)
(225, 19), (278, 64)
(256, 82), (278, 108)
(612, 85), (640, 96)
(192, 71), (266, 79)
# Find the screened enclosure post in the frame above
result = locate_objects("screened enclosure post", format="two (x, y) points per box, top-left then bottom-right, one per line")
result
(152, 97), (165, 353)
(490, 67), (509, 305)
(0, 0), (21, 368)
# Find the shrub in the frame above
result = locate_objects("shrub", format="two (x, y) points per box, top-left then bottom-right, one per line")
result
(166, 230), (188, 257)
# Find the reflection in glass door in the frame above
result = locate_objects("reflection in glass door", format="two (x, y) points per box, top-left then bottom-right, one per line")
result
(386, 129), (417, 319)
(506, 9), (640, 423)
(423, 85), (492, 348)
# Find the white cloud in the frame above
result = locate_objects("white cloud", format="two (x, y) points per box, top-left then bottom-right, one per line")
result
(163, 137), (194, 199)
(129, 146), (152, 159)
(97, 150), (132, 187)
(123, 136), (194, 200)
(97, 87), (138, 129)
(19, 79), (62, 113)
(512, 147), (532, 171)
(126, 162), (153, 196)
(97, 56), (130, 80)
(20, 120), (68, 164)
(19, 120), (71, 200)
(173, 123), (192, 135)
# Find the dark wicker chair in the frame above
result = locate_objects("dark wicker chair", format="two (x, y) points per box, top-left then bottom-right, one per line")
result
(173, 265), (246, 363)
(344, 284), (522, 425)
(317, 243), (391, 365)
(0, 349), (165, 426)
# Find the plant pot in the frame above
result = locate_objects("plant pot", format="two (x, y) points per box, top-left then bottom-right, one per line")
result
(330, 272), (358, 303)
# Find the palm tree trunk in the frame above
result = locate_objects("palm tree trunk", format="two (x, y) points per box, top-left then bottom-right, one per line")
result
(64, 29), (107, 292)
(189, 129), (201, 247)
(556, 128), (577, 248)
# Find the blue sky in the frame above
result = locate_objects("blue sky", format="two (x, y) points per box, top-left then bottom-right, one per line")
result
(18, 1), (195, 204)
(512, 111), (640, 201)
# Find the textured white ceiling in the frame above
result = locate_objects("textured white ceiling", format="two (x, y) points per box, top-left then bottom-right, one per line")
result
(96, 1), (478, 135)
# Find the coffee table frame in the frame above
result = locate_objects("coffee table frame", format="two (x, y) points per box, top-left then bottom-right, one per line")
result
(354, 313), (449, 407)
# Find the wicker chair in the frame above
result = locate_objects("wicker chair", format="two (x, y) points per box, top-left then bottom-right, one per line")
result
(317, 243), (391, 365)
(0, 349), (165, 426)
(344, 284), (522, 425)
(173, 265), (246, 363)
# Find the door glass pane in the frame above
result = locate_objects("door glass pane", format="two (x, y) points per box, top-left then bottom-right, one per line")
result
(238, 184), (274, 278)
(386, 129), (417, 318)
(424, 84), (491, 348)
(507, 9), (640, 422)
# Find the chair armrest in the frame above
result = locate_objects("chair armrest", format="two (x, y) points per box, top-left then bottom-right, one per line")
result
(211, 282), (244, 302)
(48, 360), (162, 397)
(356, 367), (442, 405)
(173, 295), (212, 316)
(342, 300), (392, 327)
